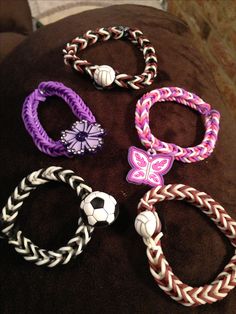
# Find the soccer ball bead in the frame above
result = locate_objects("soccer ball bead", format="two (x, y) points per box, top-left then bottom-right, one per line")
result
(94, 65), (116, 88)
(80, 191), (119, 227)
(135, 210), (160, 238)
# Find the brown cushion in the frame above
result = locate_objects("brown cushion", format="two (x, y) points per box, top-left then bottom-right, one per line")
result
(0, 4), (235, 313)
(0, 32), (26, 63)
(0, 0), (32, 34)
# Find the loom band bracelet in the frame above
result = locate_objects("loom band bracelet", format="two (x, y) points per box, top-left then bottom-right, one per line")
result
(0, 166), (119, 267)
(126, 87), (220, 187)
(22, 81), (105, 157)
(135, 184), (236, 306)
(135, 87), (220, 163)
(63, 26), (158, 90)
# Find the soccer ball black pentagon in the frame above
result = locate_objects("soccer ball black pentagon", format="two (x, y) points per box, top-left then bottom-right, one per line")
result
(80, 191), (119, 227)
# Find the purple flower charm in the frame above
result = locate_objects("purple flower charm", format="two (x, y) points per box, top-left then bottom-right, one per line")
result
(61, 120), (105, 155)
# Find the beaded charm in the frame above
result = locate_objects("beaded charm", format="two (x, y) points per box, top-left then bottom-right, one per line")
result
(93, 65), (116, 88)
(80, 191), (119, 227)
(134, 210), (159, 238)
(127, 146), (173, 187)
(61, 120), (104, 155)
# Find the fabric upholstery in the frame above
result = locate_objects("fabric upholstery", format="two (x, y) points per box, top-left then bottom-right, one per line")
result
(0, 4), (235, 314)
(0, 0), (32, 63)
(0, 0), (32, 34)
(0, 32), (26, 63)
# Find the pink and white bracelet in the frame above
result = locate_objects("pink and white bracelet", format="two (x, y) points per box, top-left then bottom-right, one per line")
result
(135, 184), (236, 306)
(127, 87), (220, 187)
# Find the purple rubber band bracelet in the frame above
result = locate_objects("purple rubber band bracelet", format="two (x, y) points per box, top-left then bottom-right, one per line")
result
(22, 81), (105, 157)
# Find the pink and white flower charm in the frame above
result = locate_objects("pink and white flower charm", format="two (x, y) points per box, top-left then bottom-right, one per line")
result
(126, 146), (174, 187)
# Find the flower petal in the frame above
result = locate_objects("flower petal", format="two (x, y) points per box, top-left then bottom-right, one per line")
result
(68, 140), (81, 152)
(62, 132), (76, 143)
(72, 121), (86, 132)
(85, 137), (102, 148)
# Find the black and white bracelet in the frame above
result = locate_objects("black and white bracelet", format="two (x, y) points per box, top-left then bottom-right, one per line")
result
(0, 166), (119, 267)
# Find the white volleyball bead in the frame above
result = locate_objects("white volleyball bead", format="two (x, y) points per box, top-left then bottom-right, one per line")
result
(135, 210), (159, 238)
(94, 65), (116, 88)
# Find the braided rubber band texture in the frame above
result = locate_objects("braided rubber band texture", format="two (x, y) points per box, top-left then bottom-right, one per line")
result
(138, 184), (236, 306)
(63, 26), (158, 89)
(22, 81), (96, 157)
(135, 87), (220, 162)
(0, 166), (94, 267)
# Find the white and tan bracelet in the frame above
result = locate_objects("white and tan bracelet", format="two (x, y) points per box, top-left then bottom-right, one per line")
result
(0, 166), (119, 267)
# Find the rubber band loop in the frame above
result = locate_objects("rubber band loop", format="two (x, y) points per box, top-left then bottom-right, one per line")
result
(0, 166), (94, 267)
(63, 26), (158, 90)
(136, 184), (236, 306)
(22, 81), (105, 157)
(135, 87), (220, 163)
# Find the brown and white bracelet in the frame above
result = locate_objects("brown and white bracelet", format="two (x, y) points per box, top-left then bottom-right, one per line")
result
(63, 26), (158, 90)
(135, 184), (236, 306)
